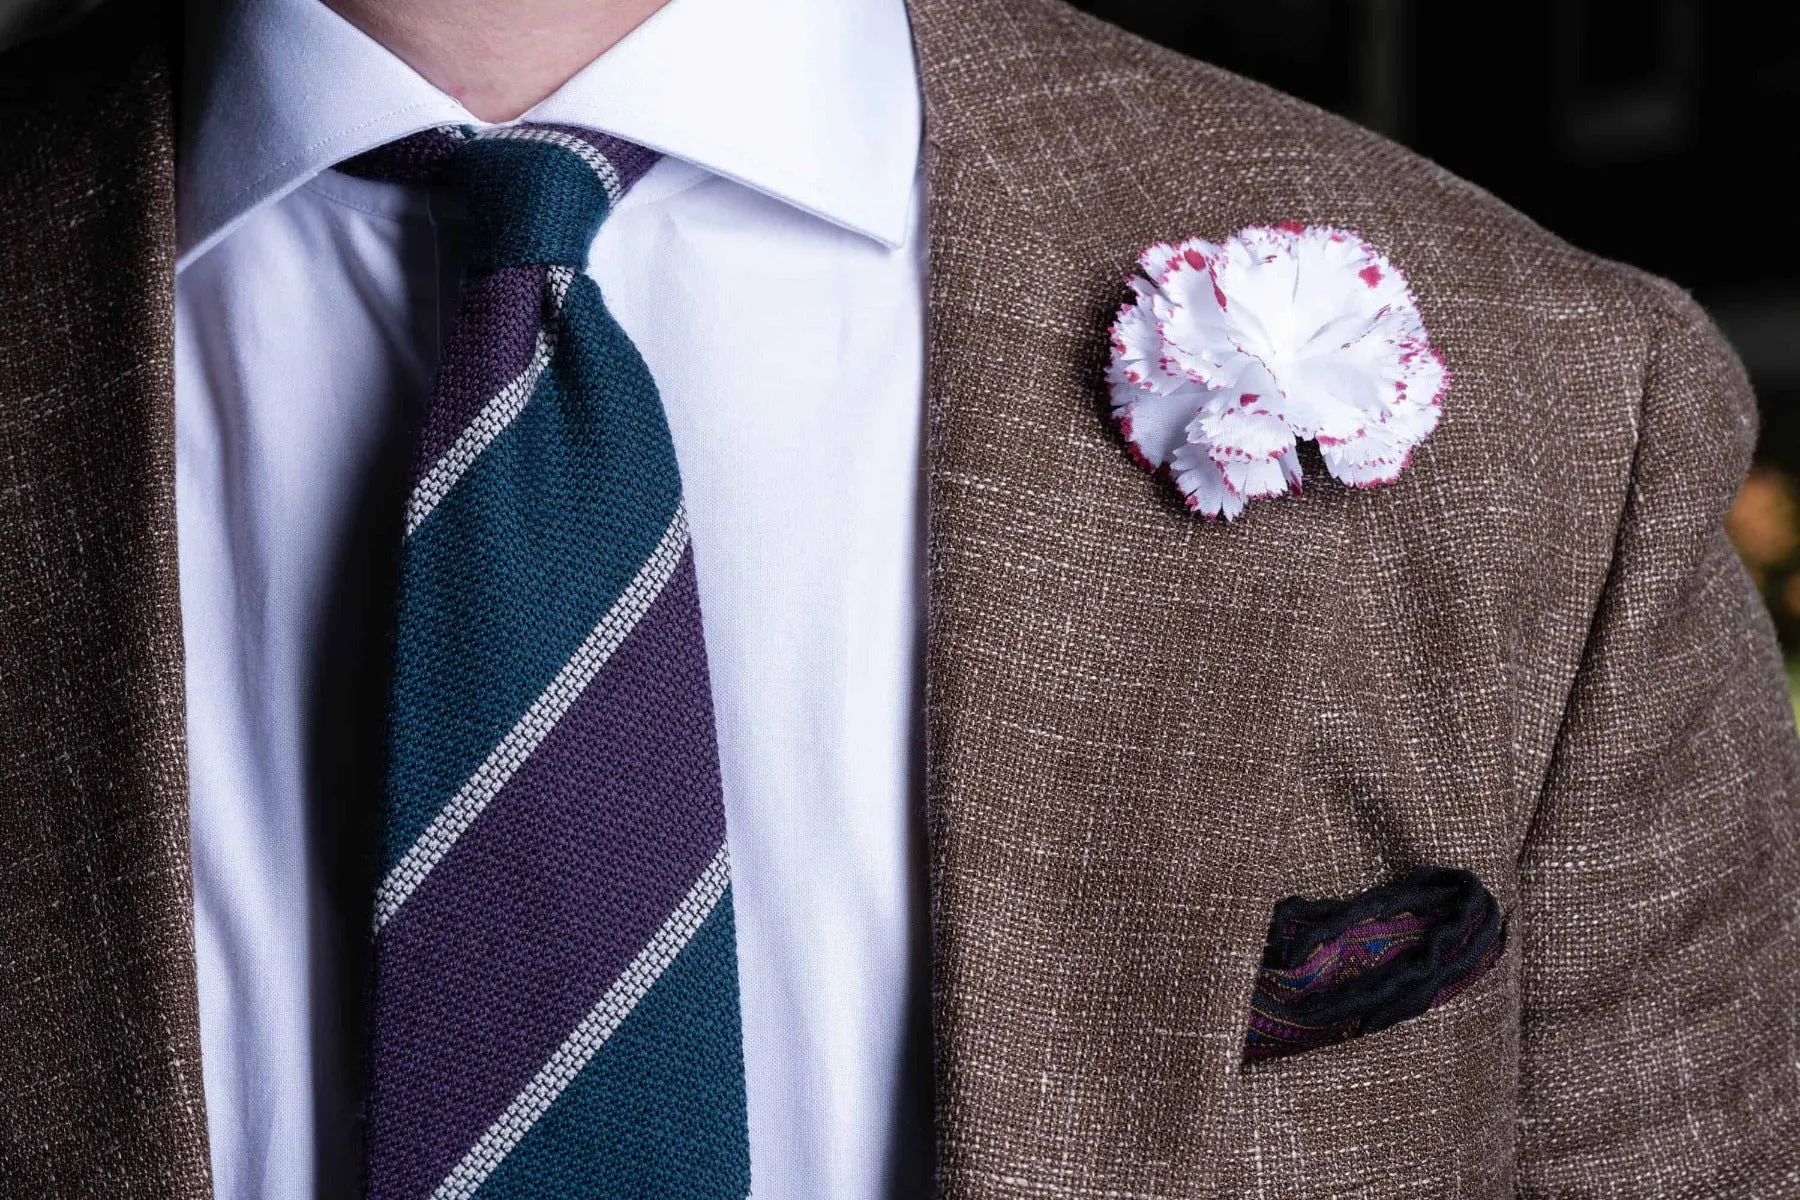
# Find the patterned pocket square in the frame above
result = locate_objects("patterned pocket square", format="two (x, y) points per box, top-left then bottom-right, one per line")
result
(1244, 866), (1504, 1061)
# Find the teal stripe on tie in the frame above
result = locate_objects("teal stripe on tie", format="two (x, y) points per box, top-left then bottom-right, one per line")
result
(385, 279), (682, 873)
(458, 137), (615, 271)
(472, 893), (751, 1200)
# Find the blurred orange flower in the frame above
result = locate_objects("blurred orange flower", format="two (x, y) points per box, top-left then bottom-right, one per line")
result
(1727, 467), (1800, 573)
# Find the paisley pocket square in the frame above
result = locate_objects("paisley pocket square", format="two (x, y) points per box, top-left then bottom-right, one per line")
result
(1244, 866), (1503, 1061)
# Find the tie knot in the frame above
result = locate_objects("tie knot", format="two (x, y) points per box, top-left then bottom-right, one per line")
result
(340, 125), (661, 273)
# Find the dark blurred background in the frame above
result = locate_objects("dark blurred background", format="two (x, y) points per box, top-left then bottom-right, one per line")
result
(4, 0), (1797, 685)
(1075, 0), (1800, 696)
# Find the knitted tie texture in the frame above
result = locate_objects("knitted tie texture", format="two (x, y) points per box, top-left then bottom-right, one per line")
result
(346, 126), (751, 1200)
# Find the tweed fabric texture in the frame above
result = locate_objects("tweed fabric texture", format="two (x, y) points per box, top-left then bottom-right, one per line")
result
(352, 129), (751, 1200)
(2, 0), (1799, 1196)
(1243, 867), (1504, 1060)
(910, 0), (1800, 1195)
(0, 3), (212, 1197)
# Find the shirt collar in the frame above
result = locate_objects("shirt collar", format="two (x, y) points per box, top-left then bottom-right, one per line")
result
(179, 0), (921, 271)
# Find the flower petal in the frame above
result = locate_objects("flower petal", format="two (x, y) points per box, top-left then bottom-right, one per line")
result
(1196, 401), (1294, 463)
(1114, 383), (1205, 471)
(1170, 443), (1246, 519)
(1278, 443), (1305, 489)
(1109, 289), (1185, 396)
(1218, 452), (1300, 501)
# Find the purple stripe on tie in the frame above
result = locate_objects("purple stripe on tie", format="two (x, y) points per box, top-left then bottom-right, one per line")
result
(413, 265), (548, 480)
(364, 552), (724, 1200)
(337, 127), (468, 184)
(539, 124), (662, 194)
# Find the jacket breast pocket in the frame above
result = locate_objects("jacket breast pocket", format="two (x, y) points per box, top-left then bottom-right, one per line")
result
(1218, 869), (1519, 1197)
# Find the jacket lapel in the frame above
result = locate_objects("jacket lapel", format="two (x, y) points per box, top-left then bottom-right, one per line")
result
(0, 4), (210, 1196)
(910, 0), (1358, 1188)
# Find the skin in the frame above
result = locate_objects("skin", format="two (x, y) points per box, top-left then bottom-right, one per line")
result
(322, 0), (673, 121)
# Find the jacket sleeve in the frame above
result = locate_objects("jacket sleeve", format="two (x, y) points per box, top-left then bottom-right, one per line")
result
(1516, 281), (1800, 1195)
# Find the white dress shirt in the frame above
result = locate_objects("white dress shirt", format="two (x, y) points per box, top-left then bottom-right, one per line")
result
(175, 1), (930, 1197)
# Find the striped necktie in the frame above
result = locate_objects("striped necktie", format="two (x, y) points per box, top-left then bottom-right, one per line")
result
(345, 126), (751, 1200)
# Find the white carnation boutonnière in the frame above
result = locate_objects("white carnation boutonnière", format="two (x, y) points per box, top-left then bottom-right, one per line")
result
(1107, 222), (1448, 520)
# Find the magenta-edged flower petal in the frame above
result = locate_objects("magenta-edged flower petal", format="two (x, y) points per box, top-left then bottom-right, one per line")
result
(1170, 443), (1244, 519)
(1108, 284), (1184, 396)
(1196, 401), (1296, 464)
(1106, 223), (1446, 519)
(1219, 453), (1299, 501)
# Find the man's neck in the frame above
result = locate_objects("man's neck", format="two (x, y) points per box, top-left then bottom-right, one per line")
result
(321, 0), (671, 122)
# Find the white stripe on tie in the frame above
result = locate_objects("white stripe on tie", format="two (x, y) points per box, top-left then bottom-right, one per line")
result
(405, 267), (574, 537)
(473, 126), (625, 205)
(430, 845), (733, 1200)
(373, 507), (691, 931)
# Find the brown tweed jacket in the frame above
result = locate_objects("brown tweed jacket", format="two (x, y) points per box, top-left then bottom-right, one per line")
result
(4, 0), (1798, 1196)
